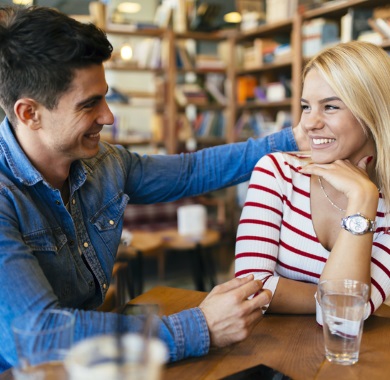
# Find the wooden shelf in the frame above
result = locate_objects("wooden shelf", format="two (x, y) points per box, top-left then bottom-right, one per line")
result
(174, 30), (229, 41)
(237, 19), (293, 41)
(236, 60), (292, 75)
(177, 68), (226, 74)
(303, 0), (389, 20)
(178, 103), (226, 112)
(105, 26), (166, 37)
(238, 99), (292, 110)
(105, 64), (164, 73)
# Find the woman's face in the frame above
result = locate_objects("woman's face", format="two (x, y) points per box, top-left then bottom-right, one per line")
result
(300, 69), (375, 165)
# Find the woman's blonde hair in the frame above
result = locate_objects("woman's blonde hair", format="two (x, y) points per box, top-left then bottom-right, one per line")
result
(303, 41), (390, 212)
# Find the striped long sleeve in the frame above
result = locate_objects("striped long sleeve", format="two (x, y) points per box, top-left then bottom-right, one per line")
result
(235, 152), (390, 314)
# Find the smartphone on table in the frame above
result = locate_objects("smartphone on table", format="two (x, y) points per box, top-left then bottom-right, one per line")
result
(220, 363), (292, 380)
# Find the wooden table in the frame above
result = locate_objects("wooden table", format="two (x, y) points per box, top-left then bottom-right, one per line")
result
(2, 286), (390, 380)
(128, 286), (390, 380)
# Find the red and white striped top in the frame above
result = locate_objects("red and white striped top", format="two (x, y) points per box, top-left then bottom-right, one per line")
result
(235, 152), (390, 314)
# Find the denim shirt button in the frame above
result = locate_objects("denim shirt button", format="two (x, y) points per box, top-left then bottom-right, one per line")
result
(72, 199), (76, 205)
(55, 200), (61, 205)
(83, 242), (89, 248)
(103, 283), (107, 290)
(109, 220), (114, 225)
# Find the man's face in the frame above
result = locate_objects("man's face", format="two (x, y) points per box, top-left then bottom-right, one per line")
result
(38, 64), (114, 162)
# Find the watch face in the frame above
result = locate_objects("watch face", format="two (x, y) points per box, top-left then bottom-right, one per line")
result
(348, 215), (369, 233)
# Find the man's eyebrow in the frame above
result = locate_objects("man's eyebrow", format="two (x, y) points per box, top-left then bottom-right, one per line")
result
(75, 95), (103, 109)
(75, 86), (109, 109)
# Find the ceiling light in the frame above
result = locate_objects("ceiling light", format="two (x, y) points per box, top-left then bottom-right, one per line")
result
(12, 0), (33, 4)
(224, 12), (242, 24)
(117, 2), (142, 14)
(120, 44), (133, 61)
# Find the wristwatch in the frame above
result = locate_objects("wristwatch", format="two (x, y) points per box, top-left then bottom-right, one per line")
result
(341, 213), (377, 235)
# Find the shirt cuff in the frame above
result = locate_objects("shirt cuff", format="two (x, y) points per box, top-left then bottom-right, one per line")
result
(165, 307), (210, 362)
(269, 127), (298, 152)
(261, 276), (280, 314)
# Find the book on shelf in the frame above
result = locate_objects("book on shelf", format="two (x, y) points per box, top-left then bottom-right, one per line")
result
(173, 0), (188, 33)
(265, 82), (288, 102)
(341, 8), (374, 43)
(204, 73), (228, 106)
(154, 3), (173, 28)
(195, 54), (226, 70)
(234, 111), (284, 140)
(106, 21), (159, 32)
(242, 38), (279, 69)
(240, 10), (266, 32)
(266, 0), (297, 23)
(176, 41), (194, 70)
(273, 43), (292, 63)
(218, 40), (243, 69)
(302, 18), (339, 58)
(237, 76), (257, 104)
(368, 18), (390, 39)
(195, 111), (225, 138)
(175, 83), (208, 106)
(132, 38), (161, 69)
(357, 30), (384, 45)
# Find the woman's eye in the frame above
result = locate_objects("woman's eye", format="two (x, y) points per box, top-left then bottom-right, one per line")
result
(325, 104), (339, 110)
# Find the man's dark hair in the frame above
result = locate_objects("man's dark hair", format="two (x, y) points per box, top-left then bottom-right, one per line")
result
(0, 5), (113, 125)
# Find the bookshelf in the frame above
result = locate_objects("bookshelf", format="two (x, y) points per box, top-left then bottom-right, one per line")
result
(231, 17), (298, 140)
(103, 27), (168, 153)
(104, 26), (233, 154)
(101, 0), (389, 155)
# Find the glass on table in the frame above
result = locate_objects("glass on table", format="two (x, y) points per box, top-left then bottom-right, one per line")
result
(64, 304), (168, 380)
(12, 309), (75, 380)
(317, 279), (369, 366)
(64, 333), (167, 380)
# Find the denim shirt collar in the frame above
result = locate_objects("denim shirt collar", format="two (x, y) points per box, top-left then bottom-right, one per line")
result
(0, 117), (87, 190)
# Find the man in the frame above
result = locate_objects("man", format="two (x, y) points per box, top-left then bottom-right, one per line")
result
(0, 5), (307, 372)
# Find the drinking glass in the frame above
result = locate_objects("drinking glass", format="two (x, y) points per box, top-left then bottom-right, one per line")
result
(317, 279), (369, 365)
(65, 305), (167, 380)
(12, 309), (75, 380)
(65, 333), (168, 380)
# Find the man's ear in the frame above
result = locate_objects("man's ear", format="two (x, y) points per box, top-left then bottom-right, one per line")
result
(14, 98), (41, 130)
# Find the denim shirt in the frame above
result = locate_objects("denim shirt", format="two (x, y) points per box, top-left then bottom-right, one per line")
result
(0, 117), (297, 372)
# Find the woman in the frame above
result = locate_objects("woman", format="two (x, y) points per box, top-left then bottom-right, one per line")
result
(235, 41), (390, 316)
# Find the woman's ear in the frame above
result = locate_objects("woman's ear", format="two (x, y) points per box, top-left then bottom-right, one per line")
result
(14, 98), (41, 130)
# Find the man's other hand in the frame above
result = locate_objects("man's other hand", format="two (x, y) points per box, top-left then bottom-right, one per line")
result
(199, 275), (271, 347)
(293, 122), (310, 151)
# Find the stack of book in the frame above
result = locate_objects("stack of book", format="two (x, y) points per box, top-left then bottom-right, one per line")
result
(175, 83), (208, 106)
(302, 18), (339, 58)
(194, 111), (225, 138)
(195, 54), (226, 70)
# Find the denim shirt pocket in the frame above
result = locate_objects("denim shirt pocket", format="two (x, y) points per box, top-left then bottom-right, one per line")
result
(23, 228), (73, 301)
(90, 192), (129, 257)
(23, 227), (67, 254)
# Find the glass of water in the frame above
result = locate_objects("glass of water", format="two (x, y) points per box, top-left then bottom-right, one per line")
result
(317, 279), (369, 365)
